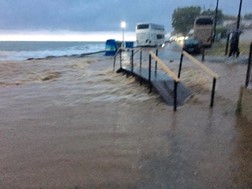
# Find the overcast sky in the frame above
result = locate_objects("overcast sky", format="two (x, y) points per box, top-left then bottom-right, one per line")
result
(0, 0), (251, 33)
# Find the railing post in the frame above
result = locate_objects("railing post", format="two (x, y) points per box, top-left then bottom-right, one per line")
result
(178, 53), (184, 78)
(140, 50), (142, 70)
(131, 49), (134, 73)
(174, 81), (178, 111)
(210, 78), (217, 107)
(149, 54), (152, 92)
(155, 49), (158, 77)
(119, 49), (122, 68)
(225, 33), (230, 56)
(201, 47), (205, 62)
(245, 42), (252, 88)
(139, 50), (143, 86)
(113, 54), (116, 71)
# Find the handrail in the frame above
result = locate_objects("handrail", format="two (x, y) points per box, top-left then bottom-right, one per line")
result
(148, 50), (179, 111)
(182, 50), (219, 79)
(113, 47), (180, 111)
(149, 51), (180, 82)
(114, 47), (141, 57)
(179, 50), (219, 107)
(113, 47), (141, 71)
(113, 47), (125, 58)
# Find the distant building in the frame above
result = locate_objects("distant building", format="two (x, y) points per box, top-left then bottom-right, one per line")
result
(223, 19), (252, 29)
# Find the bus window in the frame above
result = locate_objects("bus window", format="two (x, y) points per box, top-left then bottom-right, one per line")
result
(157, 34), (164, 39)
(137, 24), (149, 30)
(195, 18), (213, 25)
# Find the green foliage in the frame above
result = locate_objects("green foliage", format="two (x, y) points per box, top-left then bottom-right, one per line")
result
(206, 41), (250, 56)
(202, 9), (224, 24)
(172, 6), (201, 34)
(216, 26), (228, 38)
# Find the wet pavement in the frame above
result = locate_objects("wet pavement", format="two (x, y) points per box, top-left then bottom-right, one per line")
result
(0, 54), (252, 188)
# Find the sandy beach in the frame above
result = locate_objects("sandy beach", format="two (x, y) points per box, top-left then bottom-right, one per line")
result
(0, 51), (252, 188)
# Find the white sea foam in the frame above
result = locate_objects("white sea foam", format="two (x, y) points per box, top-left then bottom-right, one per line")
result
(0, 30), (138, 60)
(0, 41), (106, 61)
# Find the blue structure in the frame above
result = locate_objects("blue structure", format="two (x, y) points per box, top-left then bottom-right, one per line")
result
(125, 41), (134, 48)
(105, 39), (117, 56)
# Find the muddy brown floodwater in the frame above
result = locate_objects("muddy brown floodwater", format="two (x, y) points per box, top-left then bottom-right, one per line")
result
(0, 55), (251, 189)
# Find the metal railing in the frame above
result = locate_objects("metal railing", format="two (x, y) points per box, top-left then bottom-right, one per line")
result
(179, 51), (220, 107)
(113, 47), (219, 109)
(113, 47), (180, 111)
(245, 42), (252, 88)
(113, 47), (140, 72)
(149, 51), (180, 111)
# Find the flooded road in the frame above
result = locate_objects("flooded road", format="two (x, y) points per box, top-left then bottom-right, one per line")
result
(0, 54), (251, 188)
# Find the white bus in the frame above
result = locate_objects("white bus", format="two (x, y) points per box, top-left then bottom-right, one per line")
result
(193, 16), (214, 47)
(136, 23), (165, 47)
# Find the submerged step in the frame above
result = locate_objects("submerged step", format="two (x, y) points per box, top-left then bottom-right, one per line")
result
(117, 66), (191, 106)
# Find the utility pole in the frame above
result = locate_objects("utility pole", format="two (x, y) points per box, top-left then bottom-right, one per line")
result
(213, 0), (219, 42)
(226, 0), (243, 56)
(237, 0), (243, 30)
(235, 0), (243, 57)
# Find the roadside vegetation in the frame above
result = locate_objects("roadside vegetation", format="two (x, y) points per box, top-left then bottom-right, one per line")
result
(206, 41), (251, 56)
(171, 6), (252, 57)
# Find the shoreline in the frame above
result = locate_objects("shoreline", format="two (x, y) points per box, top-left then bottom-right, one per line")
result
(26, 50), (106, 61)
(0, 41), (106, 61)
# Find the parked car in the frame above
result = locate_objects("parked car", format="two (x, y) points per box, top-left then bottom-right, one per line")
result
(183, 37), (203, 54)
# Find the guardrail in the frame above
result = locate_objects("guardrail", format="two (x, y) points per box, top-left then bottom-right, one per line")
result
(245, 42), (252, 88)
(179, 50), (220, 107)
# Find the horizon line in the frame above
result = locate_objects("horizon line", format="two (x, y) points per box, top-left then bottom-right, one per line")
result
(0, 31), (138, 42)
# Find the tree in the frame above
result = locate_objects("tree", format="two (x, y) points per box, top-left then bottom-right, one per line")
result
(202, 9), (224, 25)
(172, 6), (201, 34)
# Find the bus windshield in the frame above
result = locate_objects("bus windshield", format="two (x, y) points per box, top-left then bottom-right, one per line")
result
(137, 24), (149, 30)
(195, 18), (214, 25)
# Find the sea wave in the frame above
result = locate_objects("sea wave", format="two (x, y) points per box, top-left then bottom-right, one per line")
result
(0, 41), (105, 61)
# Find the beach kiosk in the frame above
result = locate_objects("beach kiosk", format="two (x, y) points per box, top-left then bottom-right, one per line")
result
(105, 39), (117, 56)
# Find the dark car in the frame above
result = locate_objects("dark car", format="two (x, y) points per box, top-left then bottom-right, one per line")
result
(183, 37), (203, 54)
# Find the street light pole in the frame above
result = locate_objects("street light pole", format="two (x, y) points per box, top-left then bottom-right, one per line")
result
(121, 21), (126, 48)
(122, 27), (124, 47)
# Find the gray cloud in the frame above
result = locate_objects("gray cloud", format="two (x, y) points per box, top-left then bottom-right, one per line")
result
(0, 0), (251, 32)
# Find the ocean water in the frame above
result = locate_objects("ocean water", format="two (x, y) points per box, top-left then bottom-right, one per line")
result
(0, 41), (105, 61)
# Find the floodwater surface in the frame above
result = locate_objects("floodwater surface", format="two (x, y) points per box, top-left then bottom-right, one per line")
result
(0, 54), (251, 189)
